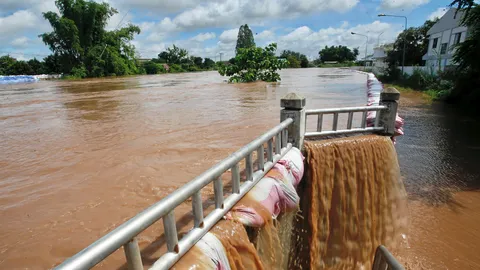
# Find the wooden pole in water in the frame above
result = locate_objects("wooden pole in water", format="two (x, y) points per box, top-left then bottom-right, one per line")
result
(280, 93), (306, 150)
(377, 87), (400, 136)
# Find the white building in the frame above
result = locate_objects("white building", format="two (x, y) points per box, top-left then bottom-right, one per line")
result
(422, 8), (468, 71)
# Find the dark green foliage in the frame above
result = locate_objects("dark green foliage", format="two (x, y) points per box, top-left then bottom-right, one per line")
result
(8, 61), (34, 75)
(218, 43), (286, 83)
(0, 55), (16, 75)
(447, 1), (480, 110)
(235, 24), (256, 55)
(43, 54), (62, 74)
(280, 50), (309, 68)
(203, 58), (215, 69)
(157, 45), (189, 65)
(193, 57), (203, 67)
(385, 19), (437, 71)
(143, 60), (161, 74)
(318, 45), (359, 63)
(27, 59), (46, 74)
(39, 0), (141, 77)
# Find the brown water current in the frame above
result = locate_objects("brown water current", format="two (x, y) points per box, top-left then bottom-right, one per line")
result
(1, 68), (480, 269)
(302, 136), (407, 270)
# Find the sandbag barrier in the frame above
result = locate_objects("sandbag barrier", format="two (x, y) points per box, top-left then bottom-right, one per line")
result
(169, 148), (305, 270)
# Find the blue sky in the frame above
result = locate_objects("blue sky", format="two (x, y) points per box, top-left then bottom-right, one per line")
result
(0, 0), (454, 61)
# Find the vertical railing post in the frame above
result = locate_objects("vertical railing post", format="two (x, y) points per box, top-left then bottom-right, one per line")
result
(377, 87), (400, 136)
(280, 93), (306, 149)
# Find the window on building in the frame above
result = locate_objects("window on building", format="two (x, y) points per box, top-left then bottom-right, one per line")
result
(432, 38), (438, 49)
(453, 32), (462, 45)
(440, 43), (448, 54)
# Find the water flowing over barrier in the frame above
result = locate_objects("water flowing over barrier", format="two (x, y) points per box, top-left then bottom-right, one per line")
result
(54, 72), (406, 270)
(296, 136), (407, 269)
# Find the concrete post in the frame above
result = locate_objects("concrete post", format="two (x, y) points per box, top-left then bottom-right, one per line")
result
(377, 87), (400, 136)
(280, 93), (306, 149)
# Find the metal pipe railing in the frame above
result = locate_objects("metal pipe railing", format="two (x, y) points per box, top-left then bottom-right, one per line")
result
(55, 118), (293, 270)
(372, 245), (405, 270)
(305, 105), (388, 138)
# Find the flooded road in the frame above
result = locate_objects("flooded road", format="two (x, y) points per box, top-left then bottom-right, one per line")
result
(0, 68), (479, 269)
(395, 98), (480, 269)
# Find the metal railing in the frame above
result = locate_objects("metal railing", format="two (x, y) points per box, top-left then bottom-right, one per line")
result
(55, 118), (293, 270)
(372, 245), (405, 270)
(305, 105), (387, 138)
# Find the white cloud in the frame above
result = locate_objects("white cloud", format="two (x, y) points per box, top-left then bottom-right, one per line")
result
(218, 28), (239, 44)
(428, 8), (448, 21)
(111, 0), (201, 13)
(341, 21), (349, 28)
(190, 32), (216, 42)
(256, 30), (275, 40)
(11, 37), (29, 48)
(273, 21), (401, 59)
(0, 10), (46, 38)
(161, 0), (359, 31)
(380, 0), (430, 10)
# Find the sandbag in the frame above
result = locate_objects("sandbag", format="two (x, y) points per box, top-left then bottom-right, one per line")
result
(225, 147), (304, 227)
(366, 73), (404, 142)
(171, 232), (231, 270)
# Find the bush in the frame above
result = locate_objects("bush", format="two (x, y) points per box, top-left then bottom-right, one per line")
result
(169, 64), (185, 73)
(218, 43), (286, 83)
(404, 68), (437, 90)
(66, 66), (87, 79)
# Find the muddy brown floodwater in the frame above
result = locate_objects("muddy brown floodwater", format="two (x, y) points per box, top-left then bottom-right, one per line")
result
(1, 68), (479, 269)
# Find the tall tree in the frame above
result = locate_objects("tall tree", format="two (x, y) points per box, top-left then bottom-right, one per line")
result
(235, 24), (256, 55)
(385, 19), (437, 68)
(40, 0), (141, 77)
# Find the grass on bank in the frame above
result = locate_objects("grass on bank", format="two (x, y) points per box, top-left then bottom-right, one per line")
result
(384, 84), (438, 102)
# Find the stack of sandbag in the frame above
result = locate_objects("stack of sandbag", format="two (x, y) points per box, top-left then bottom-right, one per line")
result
(225, 147), (304, 227)
(366, 73), (404, 142)
(172, 147), (305, 270)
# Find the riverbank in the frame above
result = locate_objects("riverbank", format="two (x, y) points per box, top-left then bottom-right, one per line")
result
(384, 84), (436, 103)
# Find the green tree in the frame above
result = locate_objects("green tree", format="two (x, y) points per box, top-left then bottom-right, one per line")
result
(193, 56), (203, 67)
(280, 50), (309, 68)
(0, 55), (16, 75)
(219, 43), (286, 83)
(235, 24), (256, 55)
(8, 61), (34, 75)
(447, 0), (480, 108)
(27, 58), (46, 75)
(386, 19), (437, 69)
(40, 0), (141, 77)
(158, 45), (189, 64)
(318, 45), (358, 63)
(43, 54), (62, 74)
(203, 58), (215, 69)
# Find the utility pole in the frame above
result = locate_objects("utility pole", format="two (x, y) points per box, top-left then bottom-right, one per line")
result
(219, 53), (224, 62)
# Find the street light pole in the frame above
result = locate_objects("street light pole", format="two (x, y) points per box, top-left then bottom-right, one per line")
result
(377, 31), (384, 47)
(351, 32), (369, 71)
(378, 14), (408, 74)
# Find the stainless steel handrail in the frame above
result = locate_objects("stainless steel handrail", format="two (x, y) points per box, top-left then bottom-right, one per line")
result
(305, 105), (387, 138)
(55, 118), (294, 270)
(372, 245), (405, 270)
(305, 105), (387, 115)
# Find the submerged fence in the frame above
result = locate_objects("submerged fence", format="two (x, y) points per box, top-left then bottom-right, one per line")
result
(55, 77), (402, 270)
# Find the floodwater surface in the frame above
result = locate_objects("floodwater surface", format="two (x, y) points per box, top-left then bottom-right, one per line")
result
(0, 69), (367, 269)
(1, 68), (479, 269)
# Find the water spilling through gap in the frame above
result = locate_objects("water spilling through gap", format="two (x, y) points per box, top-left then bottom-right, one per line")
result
(290, 135), (407, 270)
